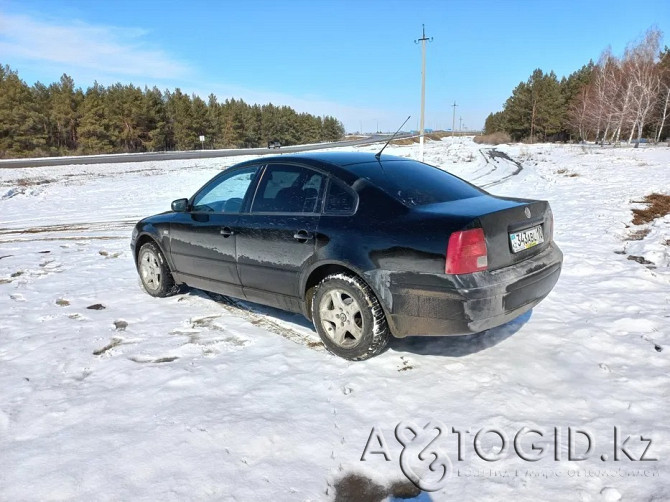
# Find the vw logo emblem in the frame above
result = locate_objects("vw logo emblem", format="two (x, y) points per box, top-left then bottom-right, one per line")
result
(524, 207), (531, 218)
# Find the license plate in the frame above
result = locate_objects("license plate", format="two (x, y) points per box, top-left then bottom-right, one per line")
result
(509, 225), (544, 253)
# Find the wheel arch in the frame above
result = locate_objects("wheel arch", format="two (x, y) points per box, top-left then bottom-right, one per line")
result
(301, 261), (391, 326)
(134, 232), (175, 274)
(134, 233), (159, 266)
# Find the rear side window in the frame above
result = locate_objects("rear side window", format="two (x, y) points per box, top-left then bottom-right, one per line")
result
(324, 179), (357, 214)
(359, 160), (484, 206)
(251, 164), (324, 213)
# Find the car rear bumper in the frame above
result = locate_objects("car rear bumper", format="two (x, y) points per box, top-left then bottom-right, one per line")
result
(372, 241), (562, 337)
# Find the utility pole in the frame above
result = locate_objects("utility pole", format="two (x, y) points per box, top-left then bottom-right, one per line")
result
(451, 101), (457, 143)
(459, 116), (463, 134)
(415, 24), (432, 162)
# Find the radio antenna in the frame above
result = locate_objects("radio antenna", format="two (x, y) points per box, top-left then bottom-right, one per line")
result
(375, 115), (411, 159)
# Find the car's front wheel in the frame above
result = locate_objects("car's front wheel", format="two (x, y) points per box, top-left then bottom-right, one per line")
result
(311, 274), (389, 360)
(138, 241), (176, 297)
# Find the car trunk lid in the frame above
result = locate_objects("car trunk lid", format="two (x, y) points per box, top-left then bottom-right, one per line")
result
(417, 195), (553, 272)
(476, 198), (552, 271)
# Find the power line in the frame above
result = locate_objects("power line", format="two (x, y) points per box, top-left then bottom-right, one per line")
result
(451, 101), (457, 143)
(415, 24), (432, 162)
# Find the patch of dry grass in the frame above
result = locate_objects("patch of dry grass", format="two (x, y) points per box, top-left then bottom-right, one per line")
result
(426, 131), (452, 140)
(556, 169), (579, 177)
(390, 131), (452, 146)
(626, 228), (651, 241)
(16, 178), (54, 187)
(93, 337), (122, 356)
(473, 132), (511, 145)
(390, 137), (418, 146)
(632, 193), (670, 225)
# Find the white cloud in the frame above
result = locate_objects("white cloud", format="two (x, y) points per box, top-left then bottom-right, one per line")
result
(0, 11), (400, 132)
(0, 12), (192, 80)
(180, 80), (406, 133)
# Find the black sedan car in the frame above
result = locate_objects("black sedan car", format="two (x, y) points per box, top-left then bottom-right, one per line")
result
(131, 152), (562, 360)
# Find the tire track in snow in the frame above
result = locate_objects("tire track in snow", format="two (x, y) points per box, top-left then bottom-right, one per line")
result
(0, 219), (135, 243)
(203, 292), (325, 352)
(471, 148), (524, 188)
(468, 148), (498, 181)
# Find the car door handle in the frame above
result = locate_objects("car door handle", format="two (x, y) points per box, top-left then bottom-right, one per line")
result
(220, 227), (235, 237)
(293, 230), (313, 242)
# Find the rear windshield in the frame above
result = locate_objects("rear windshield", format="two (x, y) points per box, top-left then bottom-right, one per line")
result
(356, 159), (484, 206)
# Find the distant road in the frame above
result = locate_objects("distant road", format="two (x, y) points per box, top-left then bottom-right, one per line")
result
(0, 135), (399, 168)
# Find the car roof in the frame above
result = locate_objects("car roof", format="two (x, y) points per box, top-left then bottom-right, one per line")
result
(229, 150), (486, 208)
(239, 151), (410, 171)
(287, 151), (406, 167)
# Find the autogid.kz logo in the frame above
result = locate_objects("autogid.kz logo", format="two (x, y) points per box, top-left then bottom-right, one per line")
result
(360, 421), (658, 492)
(394, 421), (452, 491)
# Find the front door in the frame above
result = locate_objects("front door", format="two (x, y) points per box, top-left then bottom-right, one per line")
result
(169, 166), (259, 298)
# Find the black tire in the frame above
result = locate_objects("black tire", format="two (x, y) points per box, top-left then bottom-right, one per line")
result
(311, 274), (389, 360)
(137, 241), (176, 297)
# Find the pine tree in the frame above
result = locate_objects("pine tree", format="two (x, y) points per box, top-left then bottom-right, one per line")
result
(503, 80), (531, 141)
(484, 111), (506, 134)
(322, 116), (344, 141)
(78, 82), (113, 153)
(206, 94), (223, 148)
(49, 74), (81, 152)
(191, 95), (209, 148)
(534, 71), (564, 140)
(32, 82), (54, 153)
(0, 65), (47, 157)
(0, 64), (348, 156)
(167, 89), (196, 150)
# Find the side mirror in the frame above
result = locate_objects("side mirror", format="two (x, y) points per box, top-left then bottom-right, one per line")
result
(171, 198), (189, 212)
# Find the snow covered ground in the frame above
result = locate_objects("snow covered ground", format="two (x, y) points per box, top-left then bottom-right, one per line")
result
(0, 138), (668, 501)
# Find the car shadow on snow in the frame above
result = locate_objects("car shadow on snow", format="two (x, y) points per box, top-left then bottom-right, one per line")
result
(183, 287), (531, 357)
(387, 310), (532, 357)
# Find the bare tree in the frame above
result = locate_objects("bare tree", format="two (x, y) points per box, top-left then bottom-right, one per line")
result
(623, 29), (662, 145)
(567, 82), (592, 140)
(611, 61), (634, 143)
(586, 50), (621, 143)
(654, 83), (670, 142)
(653, 47), (670, 143)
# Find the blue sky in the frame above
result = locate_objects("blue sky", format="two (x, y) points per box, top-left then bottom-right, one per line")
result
(0, 0), (667, 132)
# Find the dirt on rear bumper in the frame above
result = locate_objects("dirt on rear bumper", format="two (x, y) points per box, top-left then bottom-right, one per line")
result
(370, 241), (562, 337)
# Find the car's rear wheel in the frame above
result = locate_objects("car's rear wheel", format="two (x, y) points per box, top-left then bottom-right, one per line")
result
(138, 241), (176, 297)
(312, 274), (389, 360)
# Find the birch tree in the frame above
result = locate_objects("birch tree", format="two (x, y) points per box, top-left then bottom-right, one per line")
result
(624, 29), (662, 144)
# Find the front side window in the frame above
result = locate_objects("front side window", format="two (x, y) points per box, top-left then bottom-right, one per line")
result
(191, 167), (258, 213)
(251, 164), (324, 213)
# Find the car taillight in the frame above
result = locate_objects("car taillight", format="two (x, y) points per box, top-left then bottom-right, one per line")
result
(445, 228), (488, 274)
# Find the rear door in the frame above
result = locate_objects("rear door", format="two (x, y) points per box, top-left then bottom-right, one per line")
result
(169, 166), (260, 297)
(235, 163), (325, 310)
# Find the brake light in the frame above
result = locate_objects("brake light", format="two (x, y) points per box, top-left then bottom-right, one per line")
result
(445, 228), (488, 274)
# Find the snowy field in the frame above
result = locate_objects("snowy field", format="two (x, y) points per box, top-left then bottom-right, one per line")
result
(0, 138), (668, 501)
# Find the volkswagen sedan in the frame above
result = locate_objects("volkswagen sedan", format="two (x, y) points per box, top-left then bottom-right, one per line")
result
(131, 152), (562, 360)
